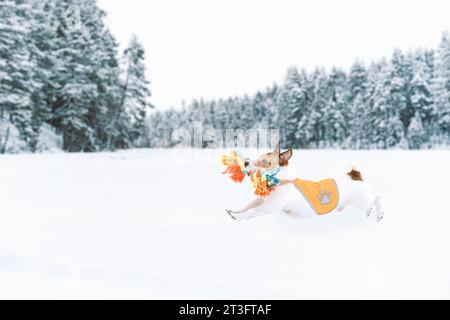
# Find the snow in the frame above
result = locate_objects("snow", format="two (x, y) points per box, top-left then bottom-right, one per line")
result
(0, 120), (62, 154)
(0, 148), (449, 299)
(0, 119), (27, 153)
(36, 124), (63, 153)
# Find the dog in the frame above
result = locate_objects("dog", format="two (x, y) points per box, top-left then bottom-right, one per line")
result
(226, 144), (383, 222)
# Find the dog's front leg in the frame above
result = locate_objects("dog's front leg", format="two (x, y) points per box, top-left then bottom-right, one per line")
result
(232, 206), (274, 221)
(227, 198), (264, 214)
(226, 198), (265, 221)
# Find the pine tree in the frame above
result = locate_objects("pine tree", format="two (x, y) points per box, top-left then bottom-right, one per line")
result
(204, 100), (217, 129)
(278, 67), (310, 148)
(147, 110), (165, 147)
(368, 60), (404, 148)
(91, 28), (122, 150)
(50, 0), (106, 151)
(27, 0), (62, 151)
(407, 112), (427, 149)
(431, 32), (450, 144)
(214, 99), (229, 132)
(410, 49), (434, 146)
(110, 35), (152, 149)
(0, 0), (41, 148)
(347, 61), (369, 148)
(308, 68), (329, 147)
(240, 94), (255, 130)
(265, 84), (280, 129)
(325, 68), (348, 146)
(43, 0), (128, 152)
(390, 49), (414, 134)
(253, 91), (266, 125)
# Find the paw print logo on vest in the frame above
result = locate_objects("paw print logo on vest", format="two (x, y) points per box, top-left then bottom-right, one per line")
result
(317, 189), (332, 205)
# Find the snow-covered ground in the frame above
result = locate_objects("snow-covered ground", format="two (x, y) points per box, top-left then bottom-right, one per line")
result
(0, 148), (449, 299)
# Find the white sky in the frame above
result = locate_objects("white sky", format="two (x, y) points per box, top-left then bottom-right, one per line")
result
(98, 0), (450, 109)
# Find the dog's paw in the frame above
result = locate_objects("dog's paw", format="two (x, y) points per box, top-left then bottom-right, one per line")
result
(366, 207), (373, 218)
(226, 209), (237, 221)
(376, 211), (384, 222)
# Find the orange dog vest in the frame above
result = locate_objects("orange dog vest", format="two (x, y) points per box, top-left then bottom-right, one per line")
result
(293, 178), (339, 215)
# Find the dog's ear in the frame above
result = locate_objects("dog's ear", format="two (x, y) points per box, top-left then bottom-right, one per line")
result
(273, 142), (280, 154)
(279, 149), (293, 166)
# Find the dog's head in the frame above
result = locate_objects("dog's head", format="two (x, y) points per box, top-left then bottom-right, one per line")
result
(244, 143), (293, 172)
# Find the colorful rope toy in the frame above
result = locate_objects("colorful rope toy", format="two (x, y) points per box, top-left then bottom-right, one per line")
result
(220, 151), (281, 197)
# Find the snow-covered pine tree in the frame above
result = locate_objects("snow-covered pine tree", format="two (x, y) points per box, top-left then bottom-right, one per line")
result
(308, 68), (329, 147)
(277, 67), (310, 148)
(431, 32), (450, 145)
(202, 99), (216, 131)
(265, 84), (280, 130)
(226, 97), (240, 130)
(407, 112), (427, 149)
(27, 0), (62, 151)
(251, 84), (279, 132)
(93, 29), (123, 150)
(161, 108), (177, 147)
(202, 100), (216, 130)
(347, 61), (369, 148)
(239, 94), (255, 130)
(214, 98), (229, 132)
(49, 0), (104, 151)
(114, 35), (152, 149)
(390, 49), (415, 136)
(410, 49), (434, 147)
(0, 0), (41, 149)
(367, 59), (404, 148)
(325, 68), (348, 147)
(32, 0), (68, 137)
(147, 110), (165, 148)
(41, 0), (127, 152)
(76, 1), (124, 151)
(253, 91), (266, 125)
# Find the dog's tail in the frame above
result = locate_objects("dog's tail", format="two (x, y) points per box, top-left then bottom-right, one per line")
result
(347, 167), (363, 181)
(335, 163), (364, 181)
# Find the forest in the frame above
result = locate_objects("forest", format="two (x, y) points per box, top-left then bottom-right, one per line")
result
(148, 35), (450, 150)
(0, 0), (151, 153)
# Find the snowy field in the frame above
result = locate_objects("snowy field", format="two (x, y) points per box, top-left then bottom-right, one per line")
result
(0, 148), (449, 299)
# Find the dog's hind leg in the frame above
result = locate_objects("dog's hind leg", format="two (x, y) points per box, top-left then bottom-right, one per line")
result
(350, 182), (384, 222)
(362, 195), (383, 222)
(348, 182), (376, 218)
(373, 195), (384, 222)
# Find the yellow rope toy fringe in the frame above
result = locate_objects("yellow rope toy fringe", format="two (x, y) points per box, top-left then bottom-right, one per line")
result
(220, 150), (245, 170)
(220, 151), (246, 183)
(220, 151), (279, 197)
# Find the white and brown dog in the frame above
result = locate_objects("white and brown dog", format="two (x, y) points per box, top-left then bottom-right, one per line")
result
(226, 144), (383, 222)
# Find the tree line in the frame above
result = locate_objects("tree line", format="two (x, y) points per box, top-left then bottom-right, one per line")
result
(148, 33), (450, 150)
(0, 0), (152, 152)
